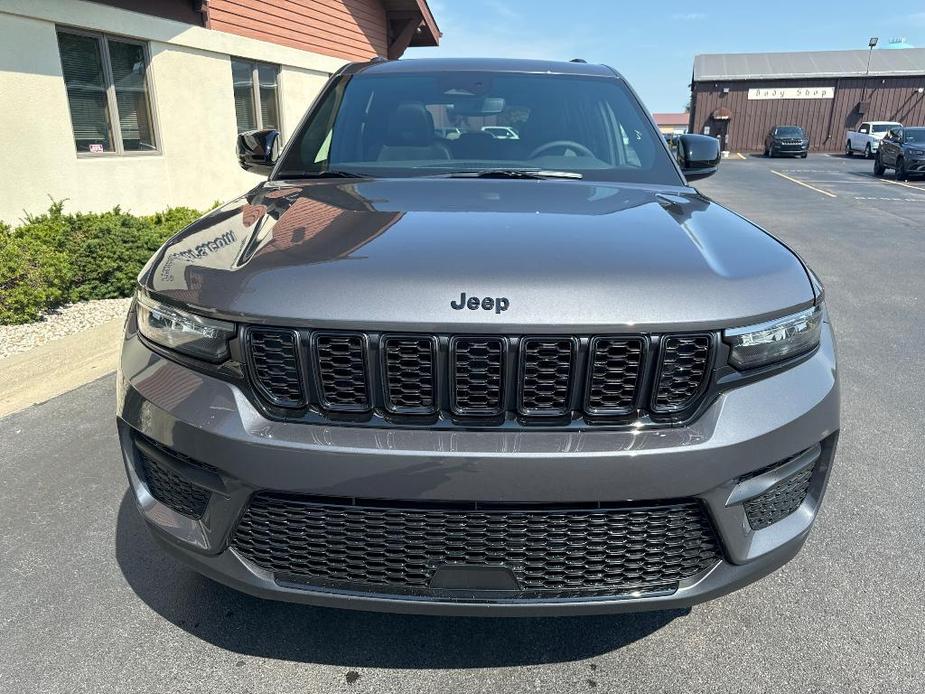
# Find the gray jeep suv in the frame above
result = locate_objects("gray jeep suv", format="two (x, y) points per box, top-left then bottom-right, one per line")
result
(117, 58), (839, 616)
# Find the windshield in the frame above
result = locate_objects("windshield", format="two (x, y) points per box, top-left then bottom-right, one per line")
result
(904, 128), (925, 144)
(774, 127), (804, 137)
(276, 71), (681, 184)
(872, 123), (900, 133)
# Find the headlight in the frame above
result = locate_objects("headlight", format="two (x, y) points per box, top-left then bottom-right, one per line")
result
(724, 304), (823, 370)
(136, 291), (235, 362)
(908, 148), (925, 156)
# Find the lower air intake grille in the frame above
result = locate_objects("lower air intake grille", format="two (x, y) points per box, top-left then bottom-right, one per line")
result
(451, 337), (505, 415)
(586, 337), (645, 414)
(745, 465), (815, 531)
(653, 335), (711, 412)
(519, 338), (575, 415)
(138, 448), (211, 519)
(382, 336), (436, 413)
(247, 328), (304, 407)
(314, 333), (370, 411)
(231, 495), (721, 597)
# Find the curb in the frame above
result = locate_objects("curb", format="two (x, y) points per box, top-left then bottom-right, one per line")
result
(0, 317), (124, 419)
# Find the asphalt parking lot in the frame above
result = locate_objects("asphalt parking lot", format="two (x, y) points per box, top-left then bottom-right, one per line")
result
(2, 153), (923, 693)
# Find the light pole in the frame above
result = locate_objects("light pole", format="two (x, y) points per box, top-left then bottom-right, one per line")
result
(864, 37), (878, 102)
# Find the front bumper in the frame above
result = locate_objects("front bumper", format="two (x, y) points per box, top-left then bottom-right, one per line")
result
(904, 156), (925, 174)
(117, 323), (839, 615)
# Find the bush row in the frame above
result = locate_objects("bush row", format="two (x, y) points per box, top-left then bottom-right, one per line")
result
(0, 201), (204, 325)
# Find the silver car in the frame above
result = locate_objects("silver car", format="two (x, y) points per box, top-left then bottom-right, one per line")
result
(117, 58), (839, 616)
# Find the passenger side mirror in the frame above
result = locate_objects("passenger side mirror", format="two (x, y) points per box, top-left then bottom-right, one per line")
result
(677, 134), (721, 181)
(237, 129), (280, 175)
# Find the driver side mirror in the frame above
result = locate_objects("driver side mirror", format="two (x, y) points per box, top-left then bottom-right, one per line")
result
(677, 134), (721, 181)
(237, 129), (280, 175)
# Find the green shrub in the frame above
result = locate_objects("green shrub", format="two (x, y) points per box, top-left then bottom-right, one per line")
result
(0, 201), (204, 324)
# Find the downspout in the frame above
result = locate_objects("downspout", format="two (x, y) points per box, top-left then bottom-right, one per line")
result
(823, 77), (840, 148)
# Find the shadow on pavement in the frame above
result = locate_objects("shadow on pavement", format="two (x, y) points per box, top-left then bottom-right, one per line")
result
(115, 491), (686, 668)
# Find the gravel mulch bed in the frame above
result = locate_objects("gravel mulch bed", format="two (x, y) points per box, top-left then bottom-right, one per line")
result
(0, 298), (133, 360)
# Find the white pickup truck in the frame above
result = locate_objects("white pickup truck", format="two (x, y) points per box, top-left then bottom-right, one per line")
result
(845, 121), (902, 158)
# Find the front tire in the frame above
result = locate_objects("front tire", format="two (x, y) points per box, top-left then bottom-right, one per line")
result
(873, 154), (885, 176)
(865, 143), (872, 159)
(845, 141), (853, 156)
(896, 158), (907, 181)
(801, 152), (808, 159)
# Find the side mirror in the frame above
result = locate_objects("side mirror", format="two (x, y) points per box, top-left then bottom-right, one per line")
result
(237, 129), (280, 175)
(677, 133), (721, 181)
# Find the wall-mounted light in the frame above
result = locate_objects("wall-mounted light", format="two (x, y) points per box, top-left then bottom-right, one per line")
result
(917, 87), (924, 94)
(722, 87), (730, 94)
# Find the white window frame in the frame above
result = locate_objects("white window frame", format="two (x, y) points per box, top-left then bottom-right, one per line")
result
(56, 26), (160, 158)
(232, 58), (282, 132)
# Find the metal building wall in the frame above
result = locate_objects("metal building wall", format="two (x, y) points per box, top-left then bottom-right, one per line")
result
(691, 76), (925, 151)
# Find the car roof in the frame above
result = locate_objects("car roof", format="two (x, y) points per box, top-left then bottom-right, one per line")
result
(347, 57), (619, 79)
(866, 120), (902, 124)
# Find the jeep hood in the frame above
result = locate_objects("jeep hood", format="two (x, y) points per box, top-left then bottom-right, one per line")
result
(142, 179), (814, 331)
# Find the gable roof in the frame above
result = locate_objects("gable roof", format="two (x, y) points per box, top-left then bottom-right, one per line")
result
(693, 48), (925, 81)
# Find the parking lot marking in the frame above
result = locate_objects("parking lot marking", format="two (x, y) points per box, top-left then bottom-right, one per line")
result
(855, 196), (925, 202)
(879, 178), (925, 193)
(770, 169), (837, 198)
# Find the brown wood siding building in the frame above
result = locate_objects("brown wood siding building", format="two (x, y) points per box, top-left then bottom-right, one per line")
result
(690, 49), (925, 152)
(207, 0), (389, 60)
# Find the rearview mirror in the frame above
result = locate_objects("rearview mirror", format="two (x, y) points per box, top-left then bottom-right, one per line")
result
(237, 129), (280, 175)
(677, 134), (721, 181)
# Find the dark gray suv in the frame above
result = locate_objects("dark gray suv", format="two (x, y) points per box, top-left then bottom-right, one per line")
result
(117, 58), (839, 616)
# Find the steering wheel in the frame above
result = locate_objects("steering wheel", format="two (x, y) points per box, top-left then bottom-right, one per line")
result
(528, 140), (595, 159)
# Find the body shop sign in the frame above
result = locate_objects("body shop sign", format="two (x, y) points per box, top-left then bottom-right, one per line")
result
(748, 86), (835, 100)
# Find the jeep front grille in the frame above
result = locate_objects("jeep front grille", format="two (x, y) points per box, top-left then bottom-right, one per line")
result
(243, 329), (715, 425)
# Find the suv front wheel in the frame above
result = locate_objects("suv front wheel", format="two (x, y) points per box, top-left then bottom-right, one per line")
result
(873, 153), (886, 177)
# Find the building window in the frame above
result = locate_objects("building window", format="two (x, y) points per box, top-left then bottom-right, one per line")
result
(56, 29), (157, 155)
(232, 58), (280, 133)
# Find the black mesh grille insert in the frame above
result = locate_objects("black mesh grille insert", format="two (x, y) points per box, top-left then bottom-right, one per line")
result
(586, 337), (645, 414)
(314, 333), (370, 411)
(745, 465), (815, 531)
(451, 337), (505, 415)
(247, 329), (304, 407)
(138, 450), (211, 519)
(519, 338), (575, 415)
(653, 335), (712, 412)
(383, 336), (436, 413)
(232, 495), (722, 597)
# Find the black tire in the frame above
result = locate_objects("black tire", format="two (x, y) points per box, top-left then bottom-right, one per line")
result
(845, 141), (853, 156)
(873, 154), (885, 176)
(768, 148), (774, 158)
(865, 144), (872, 159)
(763, 146), (769, 157)
(801, 152), (808, 159)
(896, 158), (907, 181)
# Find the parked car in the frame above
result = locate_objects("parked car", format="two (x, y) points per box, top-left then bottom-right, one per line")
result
(874, 126), (925, 179)
(481, 125), (519, 139)
(764, 125), (809, 158)
(119, 58), (838, 616)
(845, 121), (902, 158)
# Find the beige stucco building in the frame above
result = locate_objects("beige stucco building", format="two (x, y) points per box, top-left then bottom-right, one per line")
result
(0, 0), (439, 223)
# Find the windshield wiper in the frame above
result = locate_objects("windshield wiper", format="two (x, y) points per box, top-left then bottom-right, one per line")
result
(438, 169), (583, 180)
(276, 170), (369, 179)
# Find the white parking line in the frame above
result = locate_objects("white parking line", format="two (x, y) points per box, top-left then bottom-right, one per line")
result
(879, 178), (925, 192)
(770, 169), (837, 198)
(855, 196), (925, 202)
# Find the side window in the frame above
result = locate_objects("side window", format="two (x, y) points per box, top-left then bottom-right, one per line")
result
(231, 58), (280, 133)
(57, 28), (157, 154)
(859, 123), (870, 134)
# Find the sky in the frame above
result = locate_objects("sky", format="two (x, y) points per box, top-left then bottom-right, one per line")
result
(407, 1), (925, 113)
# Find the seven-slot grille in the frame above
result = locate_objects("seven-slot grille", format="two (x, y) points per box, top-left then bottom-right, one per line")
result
(231, 494), (722, 597)
(244, 330), (715, 422)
